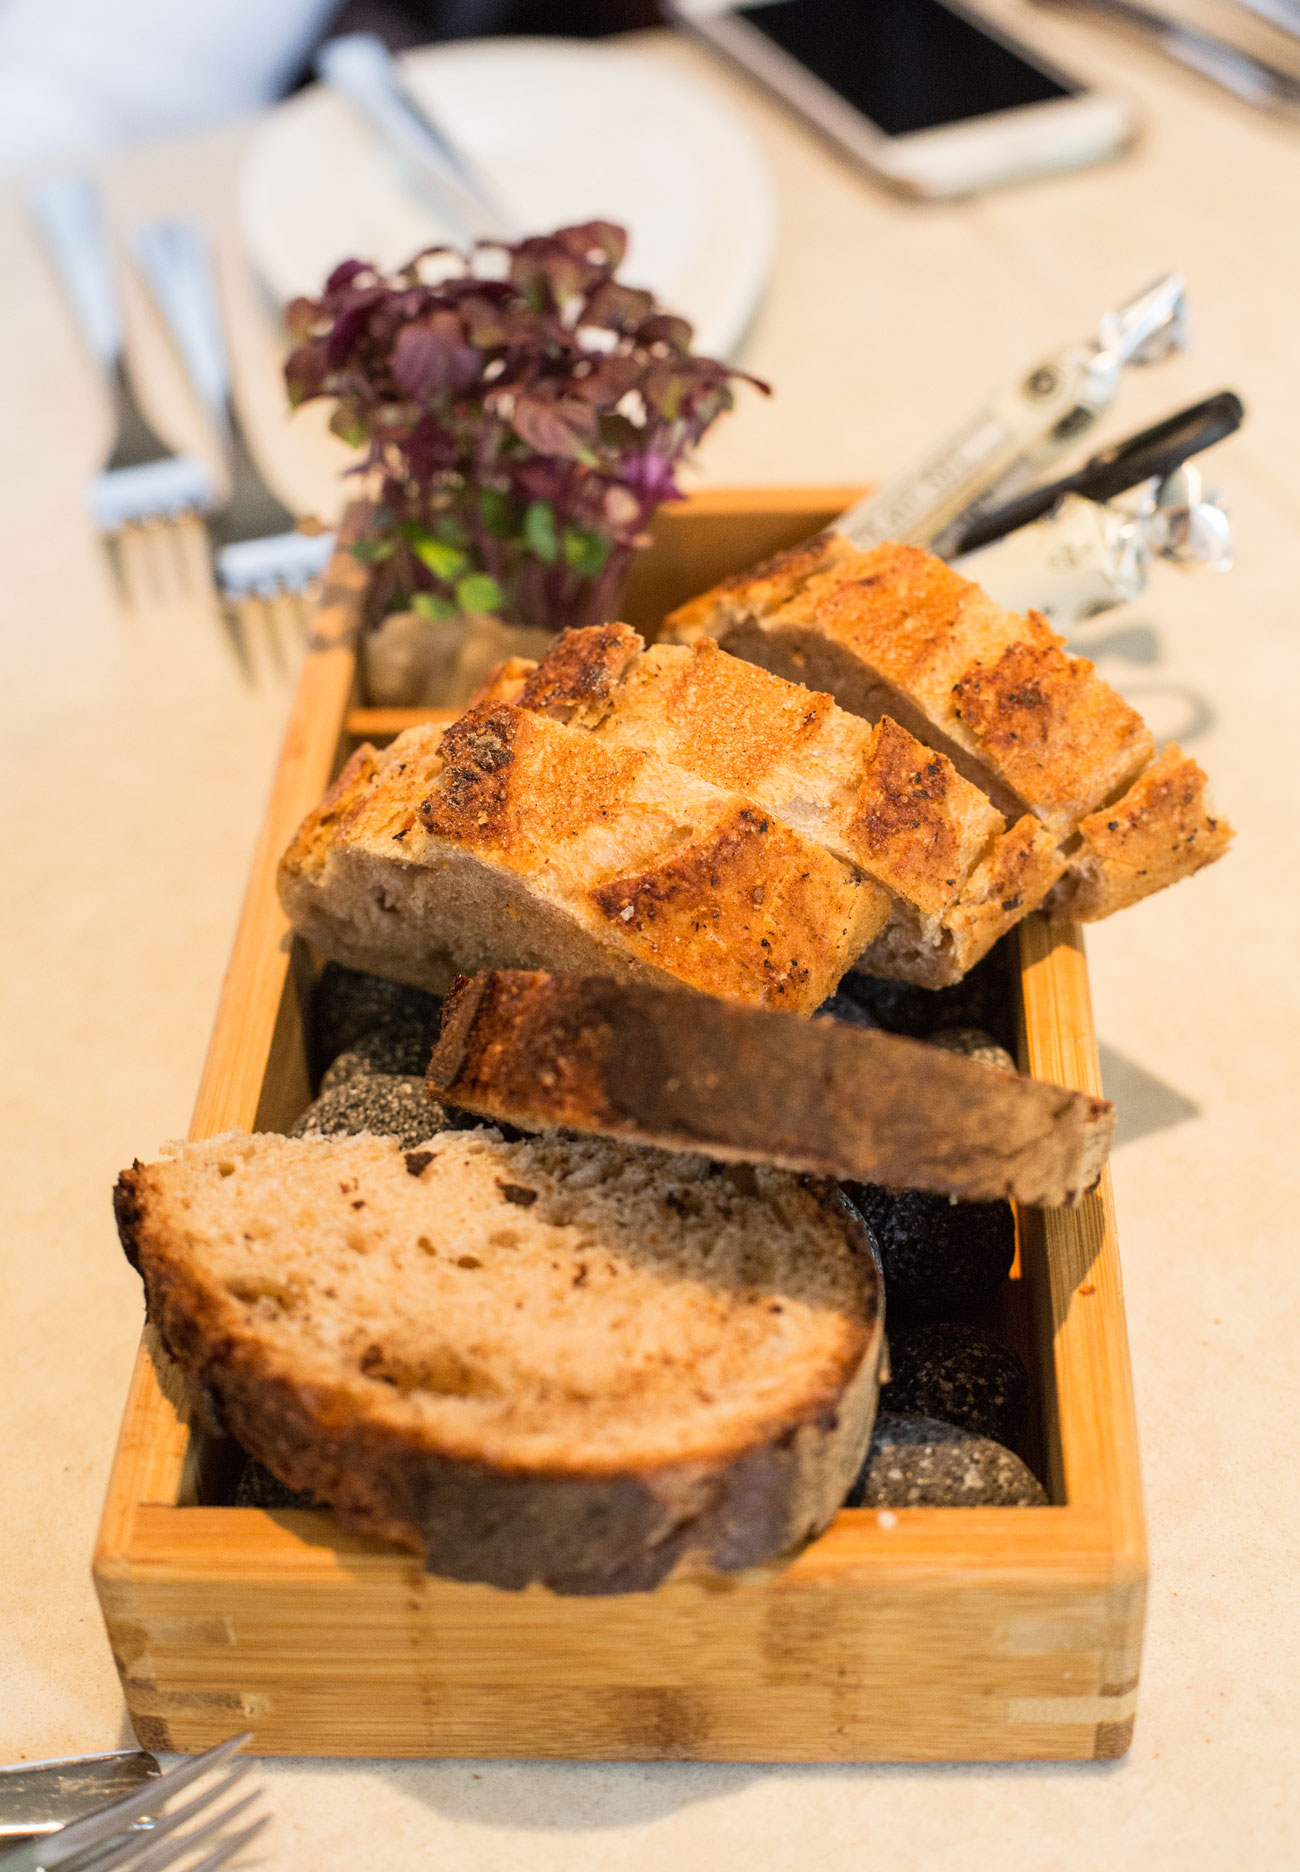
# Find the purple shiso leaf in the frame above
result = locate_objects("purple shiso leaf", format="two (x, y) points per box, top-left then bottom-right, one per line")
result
(283, 221), (765, 635)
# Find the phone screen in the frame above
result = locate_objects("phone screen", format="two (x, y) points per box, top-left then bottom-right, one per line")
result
(735, 0), (1075, 137)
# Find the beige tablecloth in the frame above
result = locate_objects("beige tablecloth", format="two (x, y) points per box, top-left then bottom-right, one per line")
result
(2, 5), (1297, 1865)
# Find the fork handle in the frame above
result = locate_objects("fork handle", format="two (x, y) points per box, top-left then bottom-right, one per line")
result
(27, 176), (124, 371)
(132, 220), (234, 458)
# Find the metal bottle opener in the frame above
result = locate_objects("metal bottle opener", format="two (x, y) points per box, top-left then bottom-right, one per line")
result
(836, 273), (1189, 554)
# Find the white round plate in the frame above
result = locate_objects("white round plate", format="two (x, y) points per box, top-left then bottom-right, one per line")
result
(238, 37), (775, 361)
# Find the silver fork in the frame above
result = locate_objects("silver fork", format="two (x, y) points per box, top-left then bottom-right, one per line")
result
(27, 178), (217, 610)
(0, 1735), (266, 1872)
(132, 220), (335, 681)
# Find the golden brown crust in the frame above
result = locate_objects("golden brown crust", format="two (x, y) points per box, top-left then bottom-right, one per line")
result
(500, 625), (1005, 971)
(589, 801), (889, 1009)
(279, 707), (875, 1012)
(663, 540), (1161, 838)
(662, 530), (851, 645)
(429, 971), (1116, 1207)
(1049, 742), (1235, 920)
(940, 815), (1068, 973)
(516, 621), (642, 722)
(849, 716), (1001, 920)
(950, 628), (1154, 835)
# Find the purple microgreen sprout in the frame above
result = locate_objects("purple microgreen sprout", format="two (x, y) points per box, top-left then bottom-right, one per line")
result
(284, 222), (767, 635)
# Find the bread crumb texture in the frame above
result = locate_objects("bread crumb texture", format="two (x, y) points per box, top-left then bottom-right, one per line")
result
(120, 1129), (875, 1476)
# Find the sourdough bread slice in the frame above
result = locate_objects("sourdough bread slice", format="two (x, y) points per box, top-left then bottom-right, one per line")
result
(662, 537), (1232, 920)
(473, 624), (1062, 988)
(278, 702), (887, 1013)
(115, 1128), (884, 1593)
(428, 971), (1115, 1207)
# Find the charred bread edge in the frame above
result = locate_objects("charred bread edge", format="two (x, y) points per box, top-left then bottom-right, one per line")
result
(113, 1158), (884, 1595)
(428, 972), (1115, 1208)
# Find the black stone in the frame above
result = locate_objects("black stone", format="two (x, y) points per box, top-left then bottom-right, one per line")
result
(319, 1016), (443, 1091)
(232, 1455), (319, 1510)
(834, 939), (1017, 1052)
(847, 1412), (1046, 1508)
(886, 1322), (1030, 1444)
(842, 1183), (1015, 1326)
(309, 963), (443, 1079)
(813, 989), (884, 1030)
(290, 1073), (452, 1150)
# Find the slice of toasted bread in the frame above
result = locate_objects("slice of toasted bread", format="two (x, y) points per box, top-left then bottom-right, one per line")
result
(1047, 741), (1233, 920)
(278, 703), (889, 1013)
(114, 1128), (884, 1592)
(472, 624), (1060, 987)
(664, 540), (1154, 839)
(428, 971), (1115, 1207)
(663, 537), (1232, 919)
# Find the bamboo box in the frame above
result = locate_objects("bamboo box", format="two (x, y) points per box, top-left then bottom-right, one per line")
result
(94, 488), (1146, 1763)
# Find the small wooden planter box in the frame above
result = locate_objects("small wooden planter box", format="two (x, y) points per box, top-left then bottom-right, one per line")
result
(94, 488), (1145, 1763)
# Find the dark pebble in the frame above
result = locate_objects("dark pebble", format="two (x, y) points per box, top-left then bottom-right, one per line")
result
(928, 1027), (1018, 1074)
(886, 1322), (1030, 1444)
(290, 1073), (452, 1150)
(309, 962), (442, 1079)
(836, 941), (1016, 1052)
(814, 989), (884, 1030)
(319, 1016), (443, 1091)
(847, 1412), (1046, 1508)
(233, 1455), (319, 1510)
(842, 1183), (1015, 1327)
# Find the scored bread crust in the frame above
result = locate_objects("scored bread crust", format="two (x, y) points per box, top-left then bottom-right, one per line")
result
(471, 623), (1062, 988)
(278, 702), (887, 1011)
(662, 537), (1232, 919)
(1047, 740), (1233, 920)
(428, 971), (1116, 1207)
(114, 1131), (884, 1594)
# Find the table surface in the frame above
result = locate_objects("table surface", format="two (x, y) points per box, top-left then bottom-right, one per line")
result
(2, 4), (1298, 1865)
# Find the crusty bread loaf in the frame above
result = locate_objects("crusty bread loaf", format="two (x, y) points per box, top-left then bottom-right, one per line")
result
(278, 701), (887, 1013)
(428, 971), (1115, 1207)
(662, 537), (1232, 921)
(473, 624), (1063, 988)
(1046, 740), (1232, 920)
(114, 1128), (884, 1592)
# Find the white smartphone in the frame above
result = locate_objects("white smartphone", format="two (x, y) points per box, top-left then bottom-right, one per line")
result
(670, 0), (1137, 199)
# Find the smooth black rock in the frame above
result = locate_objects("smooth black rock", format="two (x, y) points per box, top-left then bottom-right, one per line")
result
(814, 989), (884, 1030)
(842, 1183), (1015, 1326)
(309, 962), (443, 1079)
(319, 1017), (444, 1091)
(233, 1455), (319, 1510)
(290, 1073), (452, 1150)
(835, 940), (1017, 1052)
(886, 1322), (1030, 1444)
(847, 1412), (1046, 1508)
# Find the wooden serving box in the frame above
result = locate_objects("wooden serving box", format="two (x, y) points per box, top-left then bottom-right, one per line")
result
(94, 488), (1146, 1763)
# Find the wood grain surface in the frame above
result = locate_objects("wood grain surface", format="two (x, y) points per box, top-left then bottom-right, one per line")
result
(95, 491), (1145, 1762)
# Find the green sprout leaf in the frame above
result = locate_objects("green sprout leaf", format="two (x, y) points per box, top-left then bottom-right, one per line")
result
(411, 536), (469, 582)
(411, 592), (460, 621)
(479, 487), (515, 539)
(563, 527), (612, 579)
(455, 572), (504, 615)
(349, 537), (395, 564)
(524, 500), (559, 565)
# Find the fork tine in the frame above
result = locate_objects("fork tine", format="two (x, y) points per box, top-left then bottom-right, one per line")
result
(1, 1737), (251, 1872)
(70, 1784), (262, 1872)
(173, 1816), (270, 1872)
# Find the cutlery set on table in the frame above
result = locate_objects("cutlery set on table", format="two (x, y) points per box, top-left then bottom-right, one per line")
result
(28, 177), (335, 683)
